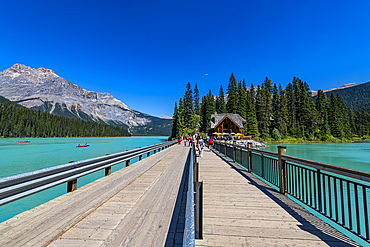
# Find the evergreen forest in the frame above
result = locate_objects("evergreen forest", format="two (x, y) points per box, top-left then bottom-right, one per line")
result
(171, 74), (370, 142)
(0, 99), (131, 138)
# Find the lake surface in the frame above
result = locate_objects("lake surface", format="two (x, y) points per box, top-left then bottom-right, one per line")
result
(263, 141), (370, 173)
(0, 136), (168, 223)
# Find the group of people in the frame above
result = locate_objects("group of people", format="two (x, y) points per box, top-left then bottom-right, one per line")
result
(177, 134), (213, 157)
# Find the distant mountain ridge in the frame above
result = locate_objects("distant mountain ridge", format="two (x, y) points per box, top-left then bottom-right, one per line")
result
(313, 81), (370, 112)
(0, 64), (172, 135)
(310, 83), (358, 96)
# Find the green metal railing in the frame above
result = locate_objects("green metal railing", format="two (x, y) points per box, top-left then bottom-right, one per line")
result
(213, 140), (370, 243)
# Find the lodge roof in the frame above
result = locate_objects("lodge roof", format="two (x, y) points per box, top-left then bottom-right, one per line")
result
(210, 113), (247, 129)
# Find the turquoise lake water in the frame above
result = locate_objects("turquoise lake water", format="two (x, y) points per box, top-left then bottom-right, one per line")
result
(264, 141), (370, 173)
(0, 136), (168, 223)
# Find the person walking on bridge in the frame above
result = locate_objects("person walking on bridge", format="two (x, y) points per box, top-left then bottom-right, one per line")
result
(199, 137), (204, 157)
(209, 136), (213, 151)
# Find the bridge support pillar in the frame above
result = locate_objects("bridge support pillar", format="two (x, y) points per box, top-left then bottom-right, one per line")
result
(278, 146), (287, 196)
(105, 167), (111, 176)
(67, 179), (77, 193)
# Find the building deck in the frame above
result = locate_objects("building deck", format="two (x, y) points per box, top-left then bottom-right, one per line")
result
(0, 144), (188, 247)
(195, 147), (360, 247)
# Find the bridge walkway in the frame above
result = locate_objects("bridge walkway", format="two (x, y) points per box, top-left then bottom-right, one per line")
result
(0, 144), (188, 247)
(195, 147), (360, 247)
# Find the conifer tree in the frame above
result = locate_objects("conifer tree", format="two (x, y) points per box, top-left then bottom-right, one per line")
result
(329, 93), (343, 138)
(271, 83), (279, 132)
(200, 91), (216, 132)
(183, 82), (195, 130)
(177, 97), (185, 135)
(246, 89), (258, 138)
(285, 81), (296, 135)
(315, 90), (331, 139)
(255, 85), (269, 138)
(237, 81), (247, 119)
(194, 83), (200, 116)
(278, 84), (288, 138)
(216, 85), (226, 113)
(170, 102), (179, 138)
(226, 73), (238, 113)
(336, 94), (351, 139)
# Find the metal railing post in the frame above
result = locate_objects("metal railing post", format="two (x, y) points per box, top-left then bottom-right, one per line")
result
(194, 181), (203, 239)
(278, 146), (287, 195)
(317, 169), (322, 213)
(247, 143), (252, 172)
(232, 142), (236, 163)
(126, 160), (130, 167)
(194, 162), (199, 183)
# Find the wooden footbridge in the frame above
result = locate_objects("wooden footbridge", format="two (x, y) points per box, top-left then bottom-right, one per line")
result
(0, 140), (368, 246)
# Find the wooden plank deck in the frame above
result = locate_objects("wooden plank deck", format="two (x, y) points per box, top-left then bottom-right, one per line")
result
(195, 147), (361, 247)
(0, 144), (188, 247)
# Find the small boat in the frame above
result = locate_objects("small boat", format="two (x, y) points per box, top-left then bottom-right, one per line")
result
(76, 143), (89, 148)
(17, 141), (30, 143)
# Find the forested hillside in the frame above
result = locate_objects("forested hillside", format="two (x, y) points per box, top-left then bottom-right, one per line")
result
(0, 101), (131, 138)
(313, 81), (370, 112)
(171, 75), (370, 141)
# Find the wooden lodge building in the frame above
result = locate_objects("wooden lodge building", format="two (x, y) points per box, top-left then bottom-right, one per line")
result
(210, 112), (247, 136)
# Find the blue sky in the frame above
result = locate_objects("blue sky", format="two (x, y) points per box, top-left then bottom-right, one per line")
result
(1, 0), (369, 117)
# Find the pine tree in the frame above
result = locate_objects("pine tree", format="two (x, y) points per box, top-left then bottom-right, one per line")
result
(315, 90), (331, 139)
(177, 97), (185, 135)
(170, 102), (179, 138)
(271, 83), (279, 132)
(226, 73), (238, 113)
(329, 93), (343, 138)
(237, 81), (247, 119)
(255, 85), (269, 138)
(216, 85), (226, 113)
(183, 82), (195, 130)
(194, 83), (200, 116)
(285, 82), (296, 135)
(337, 94), (351, 139)
(246, 89), (258, 138)
(200, 91), (216, 132)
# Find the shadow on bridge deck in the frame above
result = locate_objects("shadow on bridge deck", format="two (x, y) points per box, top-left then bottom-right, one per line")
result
(195, 148), (361, 247)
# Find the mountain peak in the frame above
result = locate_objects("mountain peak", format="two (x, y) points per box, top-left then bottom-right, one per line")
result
(2, 64), (58, 78)
(35, 67), (56, 74)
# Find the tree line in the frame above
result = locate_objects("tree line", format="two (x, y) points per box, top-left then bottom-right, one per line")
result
(171, 74), (370, 141)
(0, 103), (131, 138)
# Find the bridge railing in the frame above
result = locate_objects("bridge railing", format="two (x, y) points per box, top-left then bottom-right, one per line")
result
(0, 140), (177, 206)
(184, 141), (203, 246)
(213, 140), (370, 243)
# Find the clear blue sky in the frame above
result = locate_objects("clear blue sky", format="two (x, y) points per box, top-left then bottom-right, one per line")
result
(1, 0), (369, 117)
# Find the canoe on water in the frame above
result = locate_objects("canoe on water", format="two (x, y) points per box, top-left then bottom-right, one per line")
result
(76, 144), (89, 148)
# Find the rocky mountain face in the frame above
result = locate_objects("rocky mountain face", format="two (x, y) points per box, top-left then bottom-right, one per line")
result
(0, 64), (172, 135)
